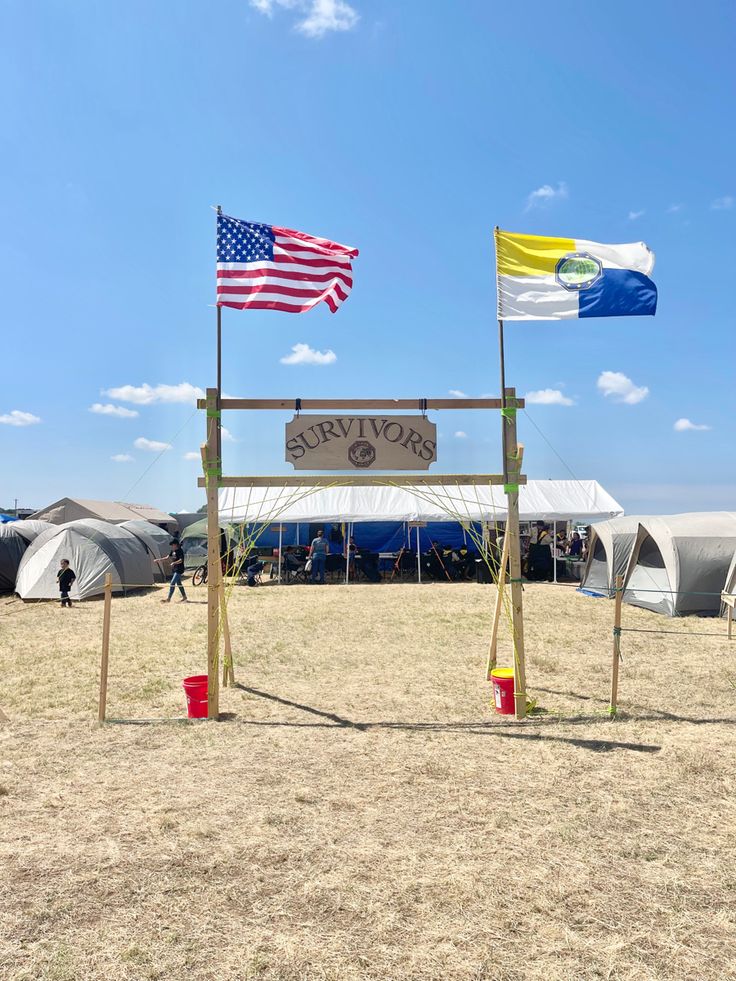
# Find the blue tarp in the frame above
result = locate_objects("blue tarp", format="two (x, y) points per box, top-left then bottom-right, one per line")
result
(246, 520), (482, 554)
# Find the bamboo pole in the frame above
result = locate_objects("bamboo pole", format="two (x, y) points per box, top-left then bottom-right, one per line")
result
(486, 529), (510, 679)
(205, 387), (221, 720)
(98, 573), (113, 723)
(503, 388), (527, 721)
(219, 581), (235, 687)
(610, 574), (624, 716)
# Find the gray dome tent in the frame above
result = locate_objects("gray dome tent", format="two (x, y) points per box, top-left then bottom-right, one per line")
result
(16, 519), (154, 600)
(580, 516), (643, 597)
(119, 519), (172, 581)
(0, 520), (53, 591)
(623, 512), (736, 616)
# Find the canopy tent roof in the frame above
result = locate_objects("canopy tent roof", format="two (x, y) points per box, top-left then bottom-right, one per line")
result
(623, 512), (736, 616)
(30, 497), (175, 527)
(580, 516), (644, 597)
(218, 479), (623, 525)
(722, 550), (736, 616)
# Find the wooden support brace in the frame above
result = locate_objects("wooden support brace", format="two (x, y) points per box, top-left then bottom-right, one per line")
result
(204, 388), (221, 720)
(502, 388), (527, 721)
(219, 581), (235, 687)
(486, 530), (510, 679)
(198, 473), (526, 489)
(98, 572), (113, 723)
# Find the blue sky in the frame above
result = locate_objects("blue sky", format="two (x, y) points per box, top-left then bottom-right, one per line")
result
(1, 0), (734, 515)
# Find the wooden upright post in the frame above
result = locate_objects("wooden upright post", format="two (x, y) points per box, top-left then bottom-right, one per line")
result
(610, 574), (624, 716)
(98, 573), (113, 723)
(503, 387), (527, 720)
(205, 387), (221, 719)
(486, 516), (511, 679)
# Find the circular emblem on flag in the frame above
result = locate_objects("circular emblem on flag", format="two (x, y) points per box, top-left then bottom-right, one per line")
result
(555, 252), (603, 291)
(348, 440), (376, 468)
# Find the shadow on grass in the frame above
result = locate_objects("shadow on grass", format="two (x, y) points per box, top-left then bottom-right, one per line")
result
(233, 684), (660, 754)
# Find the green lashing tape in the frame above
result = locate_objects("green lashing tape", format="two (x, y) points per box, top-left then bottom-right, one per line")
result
(206, 409), (221, 419)
(503, 483), (519, 494)
(501, 407), (517, 421)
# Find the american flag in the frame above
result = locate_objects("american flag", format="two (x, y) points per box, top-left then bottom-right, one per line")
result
(216, 213), (359, 314)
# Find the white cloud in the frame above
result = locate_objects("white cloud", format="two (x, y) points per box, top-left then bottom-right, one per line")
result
(103, 382), (204, 405)
(454, 431), (468, 439)
(667, 203), (683, 213)
(597, 371), (649, 405)
(524, 388), (574, 406)
(280, 343), (337, 365)
(249, 0), (358, 38)
(111, 453), (134, 463)
(298, 0), (358, 36)
(221, 426), (236, 442)
(711, 195), (734, 211)
(674, 418), (711, 432)
(134, 437), (172, 452)
(525, 181), (568, 212)
(183, 451), (201, 461)
(0, 410), (41, 427)
(89, 403), (139, 418)
(628, 210), (645, 221)
(448, 389), (468, 398)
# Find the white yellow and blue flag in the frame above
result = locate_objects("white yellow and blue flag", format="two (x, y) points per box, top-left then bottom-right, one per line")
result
(495, 230), (657, 321)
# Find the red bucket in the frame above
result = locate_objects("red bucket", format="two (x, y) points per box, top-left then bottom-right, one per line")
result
(182, 674), (209, 719)
(491, 668), (515, 715)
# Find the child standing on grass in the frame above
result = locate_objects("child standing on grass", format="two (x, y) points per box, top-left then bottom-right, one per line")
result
(57, 559), (76, 608)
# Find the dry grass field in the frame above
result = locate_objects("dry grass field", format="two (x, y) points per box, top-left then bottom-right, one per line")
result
(1, 581), (735, 981)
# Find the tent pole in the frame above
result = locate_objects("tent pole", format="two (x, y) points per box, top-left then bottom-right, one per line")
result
(417, 526), (422, 583)
(278, 524), (282, 583)
(553, 520), (557, 583)
(345, 522), (350, 585)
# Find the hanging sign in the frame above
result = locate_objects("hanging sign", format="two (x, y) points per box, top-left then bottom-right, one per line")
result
(285, 415), (437, 471)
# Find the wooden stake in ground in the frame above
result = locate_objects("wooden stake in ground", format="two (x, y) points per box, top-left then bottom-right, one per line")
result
(502, 386), (527, 720)
(219, 581), (235, 687)
(204, 386), (221, 720)
(610, 574), (624, 716)
(486, 523), (511, 679)
(98, 573), (113, 723)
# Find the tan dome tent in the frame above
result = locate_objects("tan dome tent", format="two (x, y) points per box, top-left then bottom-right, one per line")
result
(0, 520), (53, 591)
(623, 512), (736, 616)
(119, 519), (172, 581)
(16, 519), (154, 600)
(580, 516), (643, 597)
(30, 497), (176, 533)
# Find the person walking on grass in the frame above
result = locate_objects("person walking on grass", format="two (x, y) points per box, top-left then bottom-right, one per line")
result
(156, 539), (188, 603)
(309, 529), (329, 584)
(57, 558), (76, 608)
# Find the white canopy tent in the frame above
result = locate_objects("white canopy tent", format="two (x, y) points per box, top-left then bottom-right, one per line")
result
(218, 479), (623, 525)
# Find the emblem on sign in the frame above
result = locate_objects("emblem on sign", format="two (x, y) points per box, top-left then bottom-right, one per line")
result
(285, 415), (437, 471)
(348, 440), (376, 468)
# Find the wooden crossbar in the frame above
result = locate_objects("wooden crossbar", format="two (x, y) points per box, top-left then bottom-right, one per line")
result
(196, 397), (524, 411)
(198, 473), (526, 488)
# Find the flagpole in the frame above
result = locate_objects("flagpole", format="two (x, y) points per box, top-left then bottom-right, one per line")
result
(216, 205), (223, 475)
(495, 227), (508, 485)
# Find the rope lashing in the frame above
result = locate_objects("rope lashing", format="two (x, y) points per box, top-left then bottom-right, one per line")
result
(501, 407), (517, 422)
(206, 408), (221, 419)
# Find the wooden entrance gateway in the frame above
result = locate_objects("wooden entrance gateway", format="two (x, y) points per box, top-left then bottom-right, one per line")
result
(197, 388), (527, 721)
